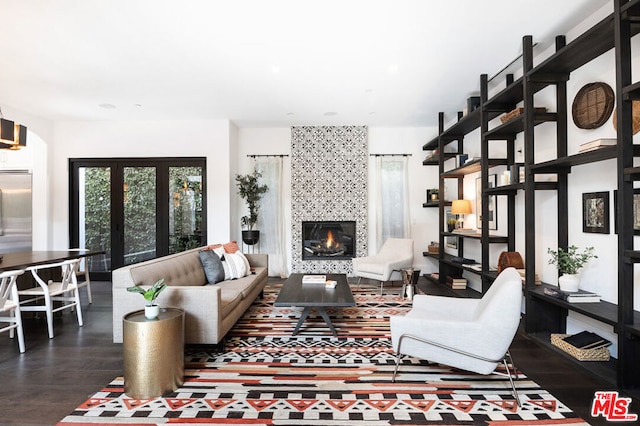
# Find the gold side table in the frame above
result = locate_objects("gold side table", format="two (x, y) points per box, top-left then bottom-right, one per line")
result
(123, 307), (184, 399)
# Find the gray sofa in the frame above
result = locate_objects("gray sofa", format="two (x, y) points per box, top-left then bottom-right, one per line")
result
(112, 247), (268, 344)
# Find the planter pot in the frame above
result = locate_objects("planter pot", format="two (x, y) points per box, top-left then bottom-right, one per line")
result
(242, 229), (260, 246)
(447, 224), (455, 232)
(145, 304), (160, 320)
(558, 273), (580, 292)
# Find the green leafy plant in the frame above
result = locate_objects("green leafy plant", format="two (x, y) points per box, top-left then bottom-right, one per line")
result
(127, 278), (167, 306)
(547, 245), (597, 275)
(235, 169), (269, 230)
(446, 218), (457, 225)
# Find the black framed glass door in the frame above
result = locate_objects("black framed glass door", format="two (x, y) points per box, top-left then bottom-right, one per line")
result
(69, 158), (207, 280)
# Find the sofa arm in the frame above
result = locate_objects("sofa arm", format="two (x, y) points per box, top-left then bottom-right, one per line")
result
(245, 253), (268, 269)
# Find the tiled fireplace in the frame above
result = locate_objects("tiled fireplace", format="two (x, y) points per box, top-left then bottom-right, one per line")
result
(290, 125), (368, 274)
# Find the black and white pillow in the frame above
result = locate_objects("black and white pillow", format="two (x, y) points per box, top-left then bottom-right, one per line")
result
(222, 252), (248, 280)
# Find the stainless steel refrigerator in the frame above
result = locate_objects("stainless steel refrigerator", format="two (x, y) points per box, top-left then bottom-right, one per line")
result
(0, 170), (32, 252)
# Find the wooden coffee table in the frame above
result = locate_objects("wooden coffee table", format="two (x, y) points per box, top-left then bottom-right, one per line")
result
(274, 273), (355, 336)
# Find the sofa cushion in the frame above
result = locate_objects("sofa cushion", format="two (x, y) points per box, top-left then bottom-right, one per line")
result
(218, 286), (243, 317)
(222, 252), (248, 279)
(199, 249), (225, 284)
(129, 249), (207, 287)
(206, 241), (240, 254)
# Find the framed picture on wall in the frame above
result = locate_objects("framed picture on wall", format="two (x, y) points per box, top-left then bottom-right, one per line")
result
(583, 191), (610, 234)
(476, 174), (497, 230)
(613, 189), (640, 234)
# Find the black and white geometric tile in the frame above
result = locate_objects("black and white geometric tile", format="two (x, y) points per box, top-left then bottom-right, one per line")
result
(291, 125), (368, 274)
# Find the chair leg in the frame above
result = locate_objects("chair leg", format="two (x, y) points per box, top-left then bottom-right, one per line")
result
(85, 275), (92, 304)
(13, 310), (25, 353)
(74, 290), (84, 327)
(356, 277), (362, 291)
(502, 353), (520, 407)
(392, 353), (403, 382)
(380, 281), (384, 296)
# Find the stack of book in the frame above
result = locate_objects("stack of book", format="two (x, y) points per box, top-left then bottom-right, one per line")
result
(543, 286), (601, 303)
(446, 276), (467, 289)
(562, 331), (611, 350)
(302, 275), (326, 285)
(578, 138), (616, 153)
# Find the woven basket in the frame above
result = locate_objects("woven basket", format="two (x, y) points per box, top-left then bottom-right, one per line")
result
(612, 100), (640, 135)
(572, 82), (614, 129)
(500, 107), (547, 124)
(550, 334), (610, 361)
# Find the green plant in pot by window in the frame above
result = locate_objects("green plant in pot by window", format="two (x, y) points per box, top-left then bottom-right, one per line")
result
(547, 245), (596, 292)
(447, 218), (457, 232)
(235, 169), (269, 246)
(127, 278), (167, 319)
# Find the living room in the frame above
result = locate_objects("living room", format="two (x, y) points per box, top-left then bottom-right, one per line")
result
(1, 0), (639, 424)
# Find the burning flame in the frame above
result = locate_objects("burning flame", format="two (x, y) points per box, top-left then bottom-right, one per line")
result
(326, 230), (335, 248)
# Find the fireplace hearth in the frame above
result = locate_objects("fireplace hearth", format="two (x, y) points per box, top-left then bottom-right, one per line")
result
(302, 221), (356, 260)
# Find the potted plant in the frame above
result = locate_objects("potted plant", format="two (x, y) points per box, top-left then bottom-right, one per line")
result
(235, 169), (269, 245)
(127, 278), (167, 319)
(447, 218), (457, 232)
(547, 245), (597, 292)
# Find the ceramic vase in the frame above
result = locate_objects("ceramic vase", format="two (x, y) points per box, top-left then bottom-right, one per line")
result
(145, 304), (160, 320)
(558, 273), (580, 292)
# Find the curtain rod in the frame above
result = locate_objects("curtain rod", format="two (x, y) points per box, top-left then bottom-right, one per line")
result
(369, 153), (412, 157)
(247, 154), (289, 158)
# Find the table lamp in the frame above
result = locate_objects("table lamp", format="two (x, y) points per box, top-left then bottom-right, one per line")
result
(451, 199), (472, 230)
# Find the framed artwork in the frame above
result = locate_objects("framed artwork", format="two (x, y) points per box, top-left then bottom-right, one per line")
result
(446, 236), (458, 249)
(613, 189), (640, 235)
(476, 174), (497, 230)
(583, 191), (610, 234)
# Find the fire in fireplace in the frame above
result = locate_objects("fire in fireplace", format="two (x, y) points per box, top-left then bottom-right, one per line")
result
(302, 221), (356, 260)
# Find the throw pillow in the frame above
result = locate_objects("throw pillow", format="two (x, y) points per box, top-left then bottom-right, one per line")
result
(236, 251), (251, 275)
(221, 252), (248, 280)
(198, 249), (225, 284)
(205, 241), (240, 254)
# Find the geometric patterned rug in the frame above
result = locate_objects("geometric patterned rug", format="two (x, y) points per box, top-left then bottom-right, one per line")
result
(56, 285), (589, 425)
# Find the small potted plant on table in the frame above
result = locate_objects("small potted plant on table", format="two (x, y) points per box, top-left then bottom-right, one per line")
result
(127, 278), (167, 319)
(547, 245), (596, 292)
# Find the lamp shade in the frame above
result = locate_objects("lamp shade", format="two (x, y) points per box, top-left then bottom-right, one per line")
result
(451, 199), (472, 215)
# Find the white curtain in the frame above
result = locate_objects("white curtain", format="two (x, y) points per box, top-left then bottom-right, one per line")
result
(254, 157), (288, 277)
(375, 155), (410, 251)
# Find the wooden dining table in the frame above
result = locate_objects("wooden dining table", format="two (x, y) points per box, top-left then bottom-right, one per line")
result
(0, 249), (103, 271)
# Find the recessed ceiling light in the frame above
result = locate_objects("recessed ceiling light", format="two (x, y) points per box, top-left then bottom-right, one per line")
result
(324, 112), (338, 116)
(369, 112), (377, 115)
(98, 103), (116, 109)
(286, 112), (295, 116)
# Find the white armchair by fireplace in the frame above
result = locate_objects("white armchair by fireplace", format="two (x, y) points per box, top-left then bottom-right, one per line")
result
(352, 238), (413, 294)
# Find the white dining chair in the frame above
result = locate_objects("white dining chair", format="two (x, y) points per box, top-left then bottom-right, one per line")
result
(18, 259), (83, 339)
(68, 249), (92, 304)
(0, 269), (26, 353)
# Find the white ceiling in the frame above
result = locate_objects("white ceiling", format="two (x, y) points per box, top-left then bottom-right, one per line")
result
(0, 0), (610, 128)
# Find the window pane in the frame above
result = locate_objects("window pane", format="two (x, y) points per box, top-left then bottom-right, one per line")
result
(124, 167), (157, 265)
(169, 166), (203, 254)
(79, 167), (111, 272)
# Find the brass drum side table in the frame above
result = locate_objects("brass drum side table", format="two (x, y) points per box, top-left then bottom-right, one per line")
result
(123, 307), (185, 398)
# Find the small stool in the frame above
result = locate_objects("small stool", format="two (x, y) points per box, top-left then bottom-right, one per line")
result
(123, 307), (185, 398)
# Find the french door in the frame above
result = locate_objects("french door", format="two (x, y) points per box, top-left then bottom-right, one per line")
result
(69, 158), (207, 280)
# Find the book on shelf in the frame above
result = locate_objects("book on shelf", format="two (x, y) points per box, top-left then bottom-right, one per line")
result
(562, 331), (611, 350)
(302, 275), (326, 284)
(578, 138), (616, 153)
(543, 286), (601, 303)
(452, 228), (478, 235)
(446, 276), (467, 289)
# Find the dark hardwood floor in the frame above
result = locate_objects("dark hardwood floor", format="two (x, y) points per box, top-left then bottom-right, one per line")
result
(0, 278), (637, 425)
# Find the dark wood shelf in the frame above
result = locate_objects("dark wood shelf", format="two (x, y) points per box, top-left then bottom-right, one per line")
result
(529, 284), (624, 328)
(527, 331), (617, 387)
(422, 159), (439, 166)
(422, 273), (482, 298)
(422, 201), (439, 208)
(442, 231), (509, 243)
(441, 158), (509, 177)
(484, 77), (524, 112)
(529, 145), (617, 174)
(487, 183), (523, 195)
(485, 112), (557, 140)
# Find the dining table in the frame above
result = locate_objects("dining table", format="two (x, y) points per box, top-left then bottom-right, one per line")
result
(0, 249), (103, 271)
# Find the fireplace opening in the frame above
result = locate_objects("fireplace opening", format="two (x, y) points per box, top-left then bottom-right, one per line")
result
(302, 221), (355, 260)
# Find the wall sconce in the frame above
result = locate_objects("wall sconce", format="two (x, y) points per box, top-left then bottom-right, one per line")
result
(451, 199), (472, 230)
(0, 108), (27, 150)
